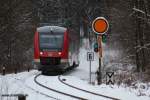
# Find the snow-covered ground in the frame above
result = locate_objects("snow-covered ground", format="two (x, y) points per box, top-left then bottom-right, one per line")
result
(0, 46), (150, 100)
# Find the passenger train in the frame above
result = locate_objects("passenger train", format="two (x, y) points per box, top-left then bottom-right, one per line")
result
(34, 26), (79, 74)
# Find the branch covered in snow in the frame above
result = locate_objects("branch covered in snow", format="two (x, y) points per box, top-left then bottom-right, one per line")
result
(133, 7), (150, 17)
(134, 43), (150, 52)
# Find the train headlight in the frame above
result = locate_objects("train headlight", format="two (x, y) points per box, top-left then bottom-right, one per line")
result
(58, 52), (62, 55)
(40, 52), (43, 55)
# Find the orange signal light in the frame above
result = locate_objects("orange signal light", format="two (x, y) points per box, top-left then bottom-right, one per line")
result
(92, 17), (109, 35)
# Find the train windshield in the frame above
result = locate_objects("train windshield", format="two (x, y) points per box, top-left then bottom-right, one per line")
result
(39, 33), (64, 51)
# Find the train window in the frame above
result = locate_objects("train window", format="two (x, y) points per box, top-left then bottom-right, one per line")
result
(39, 33), (64, 51)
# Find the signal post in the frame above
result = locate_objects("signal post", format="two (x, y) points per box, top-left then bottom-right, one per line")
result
(97, 35), (102, 85)
(92, 17), (109, 85)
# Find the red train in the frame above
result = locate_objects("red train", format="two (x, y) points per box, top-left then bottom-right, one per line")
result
(34, 26), (79, 74)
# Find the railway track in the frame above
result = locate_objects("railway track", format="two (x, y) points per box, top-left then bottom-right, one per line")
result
(14, 72), (59, 100)
(34, 74), (87, 100)
(58, 75), (120, 100)
(25, 82), (60, 100)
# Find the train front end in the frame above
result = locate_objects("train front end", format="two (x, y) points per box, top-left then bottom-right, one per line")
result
(34, 26), (69, 72)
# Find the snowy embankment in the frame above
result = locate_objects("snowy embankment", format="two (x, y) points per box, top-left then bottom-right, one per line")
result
(0, 46), (149, 100)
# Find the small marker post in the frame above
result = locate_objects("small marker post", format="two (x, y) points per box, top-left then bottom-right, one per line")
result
(2, 67), (6, 75)
(87, 52), (94, 84)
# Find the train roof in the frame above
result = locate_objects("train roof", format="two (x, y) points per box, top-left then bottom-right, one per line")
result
(37, 26), (67, 33)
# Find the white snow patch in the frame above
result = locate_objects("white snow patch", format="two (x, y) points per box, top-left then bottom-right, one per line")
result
(0, 47), (149, 100)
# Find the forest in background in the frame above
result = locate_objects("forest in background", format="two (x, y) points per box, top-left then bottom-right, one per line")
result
(0, 0), (150, 82)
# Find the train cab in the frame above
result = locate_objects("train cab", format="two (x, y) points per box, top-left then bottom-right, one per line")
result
(34, 26), (79, 73)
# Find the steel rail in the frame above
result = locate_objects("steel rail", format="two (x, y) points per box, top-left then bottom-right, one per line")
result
(34, 74), (87, 100)
(58, 75), (120, 100)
